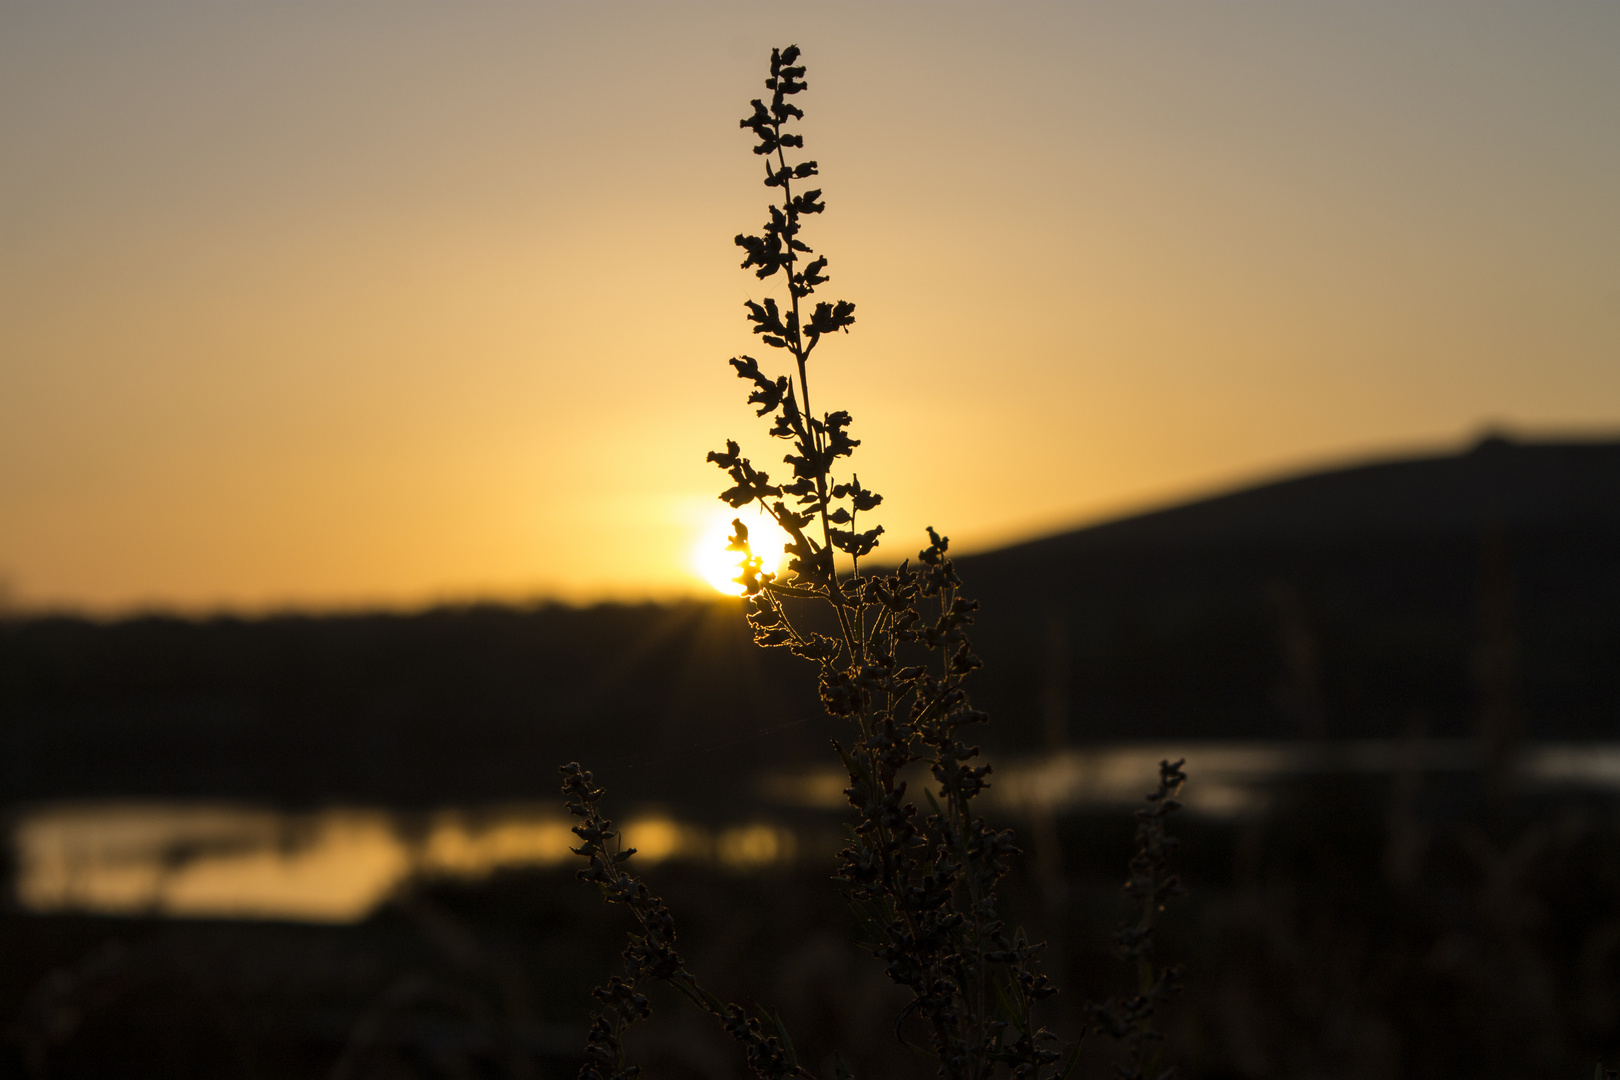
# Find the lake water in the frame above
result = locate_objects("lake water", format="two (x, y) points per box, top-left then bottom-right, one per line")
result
(12, 803), (796, 923)
(13, 741), (1620, 924)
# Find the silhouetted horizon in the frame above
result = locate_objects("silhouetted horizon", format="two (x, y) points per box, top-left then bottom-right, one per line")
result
(8, 429), (1615, 622)
(5, 434), (1616, 809)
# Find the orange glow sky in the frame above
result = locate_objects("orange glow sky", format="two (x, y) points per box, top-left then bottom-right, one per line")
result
(2, 3), (1616, 614)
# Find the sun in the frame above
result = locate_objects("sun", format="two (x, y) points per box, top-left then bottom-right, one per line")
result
(692, 505), (793, 596)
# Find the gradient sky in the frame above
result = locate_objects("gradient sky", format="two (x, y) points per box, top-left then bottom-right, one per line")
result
(2, 2), (1616, 614)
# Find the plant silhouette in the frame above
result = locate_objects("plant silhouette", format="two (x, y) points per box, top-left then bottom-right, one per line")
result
(562, 46), (1185, 1080)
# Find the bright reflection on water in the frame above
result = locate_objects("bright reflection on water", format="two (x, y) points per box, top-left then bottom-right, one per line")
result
(13, 803), (796, 924)
(16, 804), (407, 924)
(759, 741), (1620, 819)
(15, 742), (1620, 925)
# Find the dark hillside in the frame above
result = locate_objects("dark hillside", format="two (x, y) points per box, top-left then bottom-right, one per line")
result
(962, 435), (1620, 746)
(997, 435), (1620, 553)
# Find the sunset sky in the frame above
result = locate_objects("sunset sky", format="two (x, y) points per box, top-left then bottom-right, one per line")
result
(2, 2), (1616, 614)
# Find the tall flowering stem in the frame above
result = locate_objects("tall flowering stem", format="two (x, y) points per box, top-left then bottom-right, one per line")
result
(709, 46), (1074, 1080)
(1090, 760), (1188, 1080)
(561, 763), (812, 1080)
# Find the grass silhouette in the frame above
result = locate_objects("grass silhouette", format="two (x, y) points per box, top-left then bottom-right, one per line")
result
(561, 46), (1186, 1080)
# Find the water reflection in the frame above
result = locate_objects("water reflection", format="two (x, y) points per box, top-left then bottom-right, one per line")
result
(15, 804), (407, 924)
(13, 803), (797, 924)
(15, 742), (1620, 924)
(760, 740), (1620, 818)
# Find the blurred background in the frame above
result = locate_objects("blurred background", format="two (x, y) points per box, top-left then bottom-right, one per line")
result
(2, 3), (1618, 1078)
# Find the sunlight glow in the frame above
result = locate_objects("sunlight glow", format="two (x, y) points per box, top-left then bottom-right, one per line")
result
(692, 505), (794, 596)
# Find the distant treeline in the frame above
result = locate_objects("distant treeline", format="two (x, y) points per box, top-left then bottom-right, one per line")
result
(0, 601), (828, 809)
(3, 437), (1617, 807)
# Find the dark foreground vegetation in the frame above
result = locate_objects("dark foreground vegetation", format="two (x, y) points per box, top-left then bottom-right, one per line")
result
(5, 778), (1620, 1079)
(2, 435), (1619, 1078)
